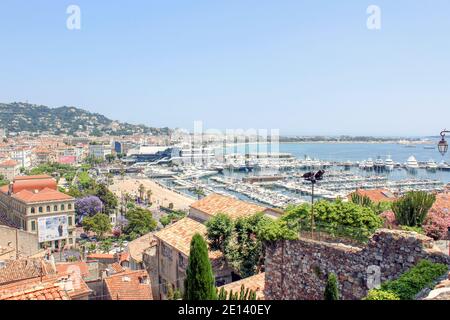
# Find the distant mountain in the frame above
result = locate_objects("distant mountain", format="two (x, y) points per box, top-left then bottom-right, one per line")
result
(0, 102), (171, 136)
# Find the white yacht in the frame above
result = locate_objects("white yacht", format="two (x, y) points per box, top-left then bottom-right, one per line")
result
(365, 158), (374, 170)
(374, 157), (385, 171)
(426, 159), (438, 171)
(405, 155), (419, 171)
(385, 155), (394, 171)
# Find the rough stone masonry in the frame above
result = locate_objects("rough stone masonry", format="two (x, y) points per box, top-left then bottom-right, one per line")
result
(264, 229), (450, 300)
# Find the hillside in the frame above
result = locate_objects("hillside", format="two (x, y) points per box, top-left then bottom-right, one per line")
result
(0, 102), (171, 136)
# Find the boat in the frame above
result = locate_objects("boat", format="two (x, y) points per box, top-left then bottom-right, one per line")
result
(405, 156), (419, 171)
(385, 155), (394, 171)
(426, 159), (438, 171)
(438, 161), (450, 171)
(365, 158), (374, 170)
(374, 157), (385, 171)
(343, 160), (352, 170)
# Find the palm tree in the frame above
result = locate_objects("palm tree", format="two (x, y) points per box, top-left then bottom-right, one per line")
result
(193, 187), (206, 200)
(146, 189), (153, 205)
(138, 184), (146, 201)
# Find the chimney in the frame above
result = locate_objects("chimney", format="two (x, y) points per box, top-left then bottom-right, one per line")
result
(8, 182), (13, 195)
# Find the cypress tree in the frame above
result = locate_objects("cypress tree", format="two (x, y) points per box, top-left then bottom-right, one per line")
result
(324, 273), (340, 300)
(184, 233), (217, 300)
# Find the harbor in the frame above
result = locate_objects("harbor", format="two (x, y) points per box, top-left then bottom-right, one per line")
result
(118, 144), (450, 209)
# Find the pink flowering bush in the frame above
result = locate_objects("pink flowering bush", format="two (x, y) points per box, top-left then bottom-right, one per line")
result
(423, 210), (450, 240)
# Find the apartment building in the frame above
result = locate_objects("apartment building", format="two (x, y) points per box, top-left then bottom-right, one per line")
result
(0, 160), (20, 181)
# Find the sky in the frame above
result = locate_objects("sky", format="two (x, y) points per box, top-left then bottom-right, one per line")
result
(0, 0), (449, 136)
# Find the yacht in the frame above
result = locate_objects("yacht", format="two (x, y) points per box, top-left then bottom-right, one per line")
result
(405, 156), (419, 171)
(365, 158), (374, 170)
(426, 159), (438, 171)
(438, 161), (450, 171)
(374, 157), (385, 171)
(343, 160), (352, 170)
(385, 155), (394, 171)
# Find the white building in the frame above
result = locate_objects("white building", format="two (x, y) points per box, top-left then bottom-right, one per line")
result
(88, 144), (112, 160)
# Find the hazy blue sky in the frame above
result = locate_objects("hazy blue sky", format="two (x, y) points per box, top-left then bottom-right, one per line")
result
(0, 1), (449, 136)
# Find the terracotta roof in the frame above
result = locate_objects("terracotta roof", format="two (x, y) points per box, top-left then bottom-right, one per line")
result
(0, 160), (18, 167)
(127, 233), (154, 263)
(56, 262), (89, 278)
(348, 189), (397, 203)
(7, 176), (57, 193)
(111, 263), (125, 274)
(11, 187), (73, 203)
(87, 253), (115, 261)
(190, 193), (266, 220)
(104, 270), (153, 300)
(14, 175), (53, 181)
(0, 258), (56, 286)
(154, 217), (222, 259)
(0, 279), (70, 301)
(219, 273), (265, 300)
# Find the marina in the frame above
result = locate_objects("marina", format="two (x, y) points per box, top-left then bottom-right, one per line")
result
(126, 143), (450, 209)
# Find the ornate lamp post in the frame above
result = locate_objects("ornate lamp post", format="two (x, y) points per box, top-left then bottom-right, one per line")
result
(438, 130), (449, 156)
(302, 170), (325, 239)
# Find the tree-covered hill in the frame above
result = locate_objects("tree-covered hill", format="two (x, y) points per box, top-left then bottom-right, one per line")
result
(0, 102), (171, 136)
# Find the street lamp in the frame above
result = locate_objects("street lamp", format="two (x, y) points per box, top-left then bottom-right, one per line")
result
(302, 170), (325, 239)
(438, 130), (449, 156)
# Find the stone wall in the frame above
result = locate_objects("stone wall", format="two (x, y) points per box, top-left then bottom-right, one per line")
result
(0, 225), (40, 260)
(264, 229), (450, 300)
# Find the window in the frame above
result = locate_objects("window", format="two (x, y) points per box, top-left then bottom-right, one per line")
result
(161, 244), (173, 260)
(31, 207), (35, 214)
(68, 204), (72, 210)
(38, 207), (43, 213)
(178, 253), (188, 269)
(46, 206), (51, 212)
(68, 216), (73, 226)
(54, 205), (58, 211)
(31, 220), (36, 231)
(61, 204), (65, 211)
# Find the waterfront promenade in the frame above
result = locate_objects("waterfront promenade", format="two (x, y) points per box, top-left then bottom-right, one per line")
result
(109, 177), (195, 211)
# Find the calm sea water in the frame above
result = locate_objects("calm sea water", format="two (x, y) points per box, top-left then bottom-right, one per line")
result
(222, 142), (450, 183)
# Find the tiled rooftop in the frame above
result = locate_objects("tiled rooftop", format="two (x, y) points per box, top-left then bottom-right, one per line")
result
(127, 233), (154, 263)
(349, 189), (397, 203)
(219, 273), (265, 300)
(190, 193), (266, 220)
(154, 217), (222, 259)
(0, 258), (56, 286)
(0, 281), (70, 301)
(104, 270), (153, 300)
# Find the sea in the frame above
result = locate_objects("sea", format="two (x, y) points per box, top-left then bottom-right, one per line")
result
(221, 142), (450, 184)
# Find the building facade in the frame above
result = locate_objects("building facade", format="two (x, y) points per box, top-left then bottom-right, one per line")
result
(0, 175), (76, 250)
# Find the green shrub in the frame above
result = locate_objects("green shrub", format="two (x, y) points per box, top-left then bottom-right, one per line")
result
(324, 273), (340, 300)
(365, 289), (400, 300)
(380, 260), (448, 300)
(392, 191), (436, 227)
(399, 225), (424, 234)
(283, 200), (382, 242)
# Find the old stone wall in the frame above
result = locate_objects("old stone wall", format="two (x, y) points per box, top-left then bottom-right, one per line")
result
(0, 225), (40, 260)
(264, 229), (450, 300)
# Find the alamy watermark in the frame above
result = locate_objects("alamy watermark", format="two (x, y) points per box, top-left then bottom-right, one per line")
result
(66, 5), (81, 30)
(171, 121), (280, 167)
(367, 5), (381, 30)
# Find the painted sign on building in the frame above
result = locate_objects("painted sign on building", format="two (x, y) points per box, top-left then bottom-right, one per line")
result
(38, 215), (68, 242)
